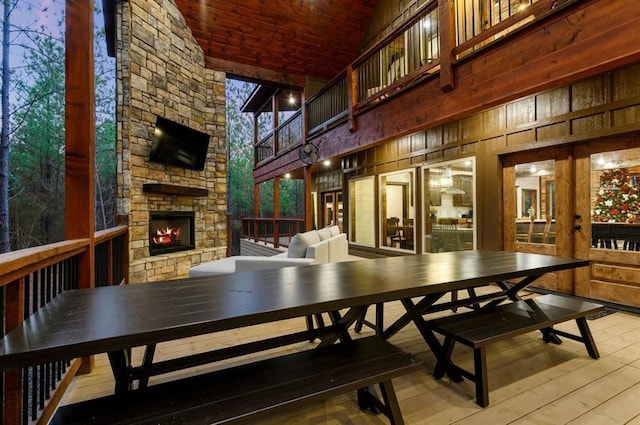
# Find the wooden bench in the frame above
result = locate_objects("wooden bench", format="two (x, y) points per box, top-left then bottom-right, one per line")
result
(429, 294), (604, 407)
(51, 336), (422, 425)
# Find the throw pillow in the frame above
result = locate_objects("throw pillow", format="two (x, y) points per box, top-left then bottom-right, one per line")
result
(328, 225), (341, 237)
(287, 231), (321, 258)
(317, 227), (332, 241)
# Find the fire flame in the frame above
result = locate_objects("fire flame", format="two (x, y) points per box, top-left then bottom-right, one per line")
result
(152, 226), (182, 246)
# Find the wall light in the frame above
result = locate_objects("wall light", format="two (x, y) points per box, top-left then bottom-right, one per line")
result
(284, 173), (291, 179)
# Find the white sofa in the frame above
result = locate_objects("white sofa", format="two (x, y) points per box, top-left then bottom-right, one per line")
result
(188, 225), (349, 278)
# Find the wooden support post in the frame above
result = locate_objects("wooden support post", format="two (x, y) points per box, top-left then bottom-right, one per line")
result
(304, 166), (313, 231)
(65, 0), (95, 374)
(272, 92), (279, 155)
(3, 279), (24, 425)
(439, 0), (456, 92)
(274, 176), (281, 248)
(347, 66), (358, 132)
(253, 184), (260, 242)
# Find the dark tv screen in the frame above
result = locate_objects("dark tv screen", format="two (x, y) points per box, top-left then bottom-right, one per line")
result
(150, 117), (210, 171)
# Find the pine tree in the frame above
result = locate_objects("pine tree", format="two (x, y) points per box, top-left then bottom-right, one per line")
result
(592, 167), (640, 223)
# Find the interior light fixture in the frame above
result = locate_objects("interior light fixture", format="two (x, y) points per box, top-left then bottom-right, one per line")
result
(288, 94), (296, 105)
(323, 159), (331, 167)
(517, 0), (530, 12)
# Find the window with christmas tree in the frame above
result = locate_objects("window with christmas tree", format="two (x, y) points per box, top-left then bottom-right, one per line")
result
(592, 167), (640, 223)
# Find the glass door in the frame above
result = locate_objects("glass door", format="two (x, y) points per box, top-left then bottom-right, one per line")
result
(574, 140), (640, 305)
(502, 146), (574, 292)
(503, 138), (640, 306)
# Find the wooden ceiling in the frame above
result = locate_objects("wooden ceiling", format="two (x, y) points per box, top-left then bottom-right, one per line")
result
(173, 0), (378, 84)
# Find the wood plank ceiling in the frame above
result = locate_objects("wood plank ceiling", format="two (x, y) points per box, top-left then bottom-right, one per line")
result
(173, 0), (377, 83)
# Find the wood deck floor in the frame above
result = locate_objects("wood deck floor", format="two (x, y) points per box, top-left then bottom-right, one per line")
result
(61, 289), (640, 424)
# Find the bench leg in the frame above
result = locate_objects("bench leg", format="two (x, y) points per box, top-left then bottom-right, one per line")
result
(379, 380), (405, 425)
(541, 326), (563, 345)
(357, 381), (405, 425)
(576, 317), (600, 359)
(474, 347), (489, 407)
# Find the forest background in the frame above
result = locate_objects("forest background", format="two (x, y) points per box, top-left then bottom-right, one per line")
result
(1, 0), (302, 255)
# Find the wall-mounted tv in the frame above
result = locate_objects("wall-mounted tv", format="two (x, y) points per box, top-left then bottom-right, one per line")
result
(149, 116), (210, 171)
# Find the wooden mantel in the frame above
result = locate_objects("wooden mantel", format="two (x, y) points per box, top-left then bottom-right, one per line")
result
(142, 184), (208, 197)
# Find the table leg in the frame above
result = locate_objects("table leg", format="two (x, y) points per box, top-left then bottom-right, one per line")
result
(107, 349), (132, 395)
(138, 344), (156, 389)
(317, 306), (366, 347)
(382, 293), (444, 340)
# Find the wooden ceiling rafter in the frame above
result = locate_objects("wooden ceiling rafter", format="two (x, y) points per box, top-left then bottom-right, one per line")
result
(174, 0), (378, 82)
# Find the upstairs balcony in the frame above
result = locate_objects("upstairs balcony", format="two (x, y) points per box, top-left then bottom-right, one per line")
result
(251, 0), (640, 184)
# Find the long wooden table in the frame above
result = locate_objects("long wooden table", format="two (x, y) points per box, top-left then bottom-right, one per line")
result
(0, 251), (589, 394)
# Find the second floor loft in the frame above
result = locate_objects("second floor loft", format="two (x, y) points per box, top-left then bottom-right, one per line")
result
(242, 0), (640, 183)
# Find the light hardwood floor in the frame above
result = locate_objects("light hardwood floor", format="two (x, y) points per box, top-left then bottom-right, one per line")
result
(61, 290), (640, 424)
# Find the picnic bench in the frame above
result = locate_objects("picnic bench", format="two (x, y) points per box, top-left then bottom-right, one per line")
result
(51, 336), (422, 425)
(429, 294), (604, 407)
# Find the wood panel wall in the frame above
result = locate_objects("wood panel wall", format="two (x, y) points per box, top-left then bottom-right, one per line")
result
(338, 61), (640, 250)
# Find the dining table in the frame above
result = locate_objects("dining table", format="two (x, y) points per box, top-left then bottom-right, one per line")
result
(0, 250), (590, 395)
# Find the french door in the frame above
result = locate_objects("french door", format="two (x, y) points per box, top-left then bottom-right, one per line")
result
(502, 146), (575, 292)
(502, 136), (640, 306)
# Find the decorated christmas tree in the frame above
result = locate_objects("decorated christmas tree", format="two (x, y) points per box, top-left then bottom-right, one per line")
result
(592, 167), (640, 223)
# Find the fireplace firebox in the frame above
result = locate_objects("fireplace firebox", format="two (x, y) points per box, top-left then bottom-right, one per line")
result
(149, 211), (195, 256)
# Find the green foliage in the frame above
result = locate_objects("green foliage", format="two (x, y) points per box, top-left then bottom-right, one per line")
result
(3, 2), (116, 249)
(279, 179), (303, 218)
(226, 79), (256, 219)
(9, 37), (66, 248)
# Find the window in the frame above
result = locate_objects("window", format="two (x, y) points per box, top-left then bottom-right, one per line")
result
(380, 170), (415, 251)
(349, 177), (375, 245)
(590, 147), (640, 250)
(514, 160), (555, 244)
(423, 158), (475, 252)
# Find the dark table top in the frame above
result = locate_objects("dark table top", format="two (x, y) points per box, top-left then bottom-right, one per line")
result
(0, 250), (589, 370)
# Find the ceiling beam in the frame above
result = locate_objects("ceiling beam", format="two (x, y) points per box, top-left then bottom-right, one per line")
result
(204, 56), (305, 88)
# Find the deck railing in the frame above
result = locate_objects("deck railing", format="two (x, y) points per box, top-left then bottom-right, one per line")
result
(307, 71), (349, 135)
(240, 217), (304, 249)
(1, 225), (129, 425)
(277, 111), (303, 152)
(354, 1), (440, 108)
(255, 133), (274, 164)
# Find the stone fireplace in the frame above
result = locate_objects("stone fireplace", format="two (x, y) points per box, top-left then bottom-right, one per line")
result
(116, 0), (227, 282)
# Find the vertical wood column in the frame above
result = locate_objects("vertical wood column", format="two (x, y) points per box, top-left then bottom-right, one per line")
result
(272, 93), (279, 155)
(273, 176), (280, 248)
(3, 279), (24, 425)
(347, 66), (358, 132)
(65, 0), (95, 373)
(253, 183), (260, 241)
(304, 166), (313, 231)
(439, 0), (456, 92)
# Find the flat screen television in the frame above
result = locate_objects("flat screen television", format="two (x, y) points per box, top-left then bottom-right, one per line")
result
(149, 116), (210, 171)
